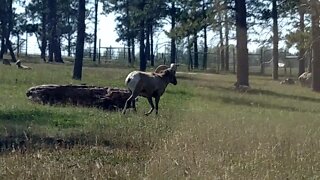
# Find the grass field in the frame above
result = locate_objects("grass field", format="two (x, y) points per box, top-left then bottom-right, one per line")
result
(1, 62), (320, 179)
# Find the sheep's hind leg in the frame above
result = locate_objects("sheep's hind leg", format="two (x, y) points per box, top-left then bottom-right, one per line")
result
(123, 95), (135, 114)
(132, 98), (137, 112)
(145, 97), (154, 116)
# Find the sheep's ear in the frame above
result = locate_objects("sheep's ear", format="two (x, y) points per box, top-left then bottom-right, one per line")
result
(164, 69), (170, 74)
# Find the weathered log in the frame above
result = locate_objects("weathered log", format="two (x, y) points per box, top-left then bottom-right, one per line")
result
(26, 84), (132, 110)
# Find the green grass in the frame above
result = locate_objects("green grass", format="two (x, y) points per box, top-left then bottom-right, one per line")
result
(1, 62), (320, 179)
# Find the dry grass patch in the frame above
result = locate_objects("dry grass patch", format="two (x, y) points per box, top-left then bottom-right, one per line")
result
(145, 73), (320, 179)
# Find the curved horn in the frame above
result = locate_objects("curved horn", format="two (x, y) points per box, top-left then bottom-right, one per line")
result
(170, 63), (177, 71)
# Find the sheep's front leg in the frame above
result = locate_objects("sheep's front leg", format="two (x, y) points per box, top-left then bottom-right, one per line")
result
(145, 97), (154, 116)
(155, 96), (160, 115)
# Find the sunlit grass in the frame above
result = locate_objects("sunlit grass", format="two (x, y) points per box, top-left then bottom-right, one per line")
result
(1, 62), (320, 179)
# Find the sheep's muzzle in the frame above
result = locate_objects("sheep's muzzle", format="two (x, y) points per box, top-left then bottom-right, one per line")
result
(172, 77), (177, 85)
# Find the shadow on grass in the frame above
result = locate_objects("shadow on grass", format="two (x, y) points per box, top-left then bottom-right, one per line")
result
(218, 96), (319, 114)
(0, 108), (82, 128)
(198, 82), (320, 104)
(0, 132), (115, 154)
(177, 74), (235, 84)
(247, 89), (320, 103)
(0, 109), (163, 153)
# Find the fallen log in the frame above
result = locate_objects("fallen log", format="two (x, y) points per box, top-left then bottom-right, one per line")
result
(26, 84), (132, 110)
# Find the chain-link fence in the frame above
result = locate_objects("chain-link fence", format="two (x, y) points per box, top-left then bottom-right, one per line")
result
(15, 40), (307, 77)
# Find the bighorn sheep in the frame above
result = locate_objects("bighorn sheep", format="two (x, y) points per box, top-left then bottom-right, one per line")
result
(298, 72), (312, 87)
(122, 63), (178, 115)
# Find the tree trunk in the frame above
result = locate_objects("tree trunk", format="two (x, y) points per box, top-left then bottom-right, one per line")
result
(298, 3), (306, 76)
(47, 0), (63, 63)
(235, 0), (249, 86)
(187, 36), (193, 71)
(17, 34), (20, 57)
(139, 19), (146, 71)
(203, 26), (208, 70)
(66, 14), (72, 57)
(311, 0), (320, 91)
(127, 39), (132, 64)
(170, 1), (176, 64)
(138, 0), (146, 71)
(93, 0), (98, 62)
(73, 0), (86, 80)
(193, 33), (199, 69)
(0, 0), (16, 62)
(145, 22), (151, 62)
(48, 0), (55, 62)
(54, 38), (64, 63)
(131, 38), (135, 63)
(125, 0), (132, 64)
(40, 1), (47, 62)
(7, 40), (16, 62)
(225, 3), (230, 71)
(272, 0), (279, 80)
(218, 9), (225, 71)
(0, 4), (8, 59)
(0, 36), (5, 59)
(150, 25), (154, 67)
(26, 85), (132, 110)
(67, 31), (72, 57)
(202, 0), (207, 70)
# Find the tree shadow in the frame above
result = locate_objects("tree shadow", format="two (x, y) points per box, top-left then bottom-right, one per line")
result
(196, 82), (320, 104)
(0, 132), (116, 154)
(0, 108), (82, 128)
(177, 74), (235, 84)
(218, 96), (319, 114)
(247, 89), (320, 104)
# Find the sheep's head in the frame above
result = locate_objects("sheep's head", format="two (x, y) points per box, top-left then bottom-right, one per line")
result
(169, 63), (178, 71)
(164, 63), (178, 85)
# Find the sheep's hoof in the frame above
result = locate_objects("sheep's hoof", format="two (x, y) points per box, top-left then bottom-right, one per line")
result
(145, 111), (153, 116)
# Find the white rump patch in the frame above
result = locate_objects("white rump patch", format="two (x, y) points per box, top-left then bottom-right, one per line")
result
(125, 71), (141, 91)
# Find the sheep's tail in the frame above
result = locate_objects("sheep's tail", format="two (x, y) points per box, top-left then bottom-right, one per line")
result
(125, 76), (131, 85)
(125, 72), (135, 85)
